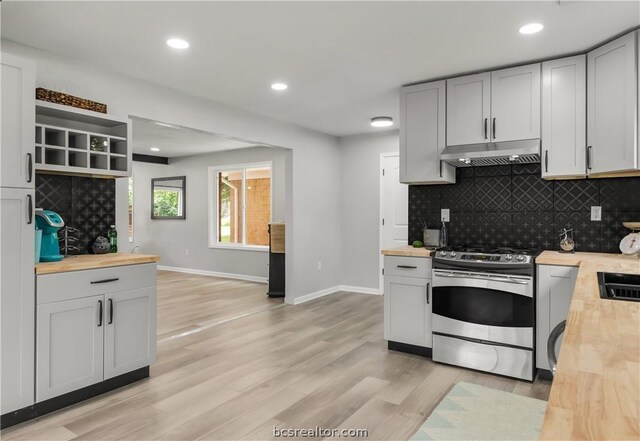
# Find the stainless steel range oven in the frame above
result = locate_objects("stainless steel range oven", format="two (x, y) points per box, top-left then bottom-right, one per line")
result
(431, 247), (538, 381)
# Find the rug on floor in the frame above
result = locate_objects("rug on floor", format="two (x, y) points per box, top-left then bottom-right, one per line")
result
(410, 381), (547, 441)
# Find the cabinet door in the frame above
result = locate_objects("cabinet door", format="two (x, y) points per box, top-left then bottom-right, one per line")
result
(535, 265), (578, 371)
(400, 81), (455, 184)
(542, 56), (586, 179)
(36, 296), (104, 402)
(1, 188), (35, 414)
(104, 287), (156, 380)
(587, 32), (638, 174)
(491, 63), (541, 142)
(446, 73), (491, 146)
(1, 53), (35, 189)
(384, 275), (432, 348)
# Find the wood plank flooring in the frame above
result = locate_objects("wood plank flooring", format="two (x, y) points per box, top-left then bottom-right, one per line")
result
(3, 270), (551, 440)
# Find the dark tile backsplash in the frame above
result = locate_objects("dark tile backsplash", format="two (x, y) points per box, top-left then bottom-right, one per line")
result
(409, 165), (640, 253)
(36, 174), (115, 254)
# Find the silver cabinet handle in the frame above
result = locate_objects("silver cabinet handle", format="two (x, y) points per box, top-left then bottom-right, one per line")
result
(433, 271), (530, 285)
(547, 320), (566, 377)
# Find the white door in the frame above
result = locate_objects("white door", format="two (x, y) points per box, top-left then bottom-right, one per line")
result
(104, 287), (156, 380)
(384, 275), (432, 347)
(587, 32), (638, 174)
(380, 155), (408, 289)
(36, 295), (104, 402)
(541, 55), (587, 178)
(1, 188), (35, 413)
(1, 53), (35, 189)
(381, 155), (408, 249)
(491, 63), (541, 142)
(399, 81), (454, 184)
(446, 72), (491, 146)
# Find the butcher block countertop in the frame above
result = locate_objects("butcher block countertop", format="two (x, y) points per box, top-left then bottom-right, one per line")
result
(536, 251), (640, 440)
(35, 253), (160, 275)
(381, 246), (435, 258)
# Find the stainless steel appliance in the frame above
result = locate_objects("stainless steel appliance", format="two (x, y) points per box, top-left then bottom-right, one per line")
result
(431, 247), (539, 381)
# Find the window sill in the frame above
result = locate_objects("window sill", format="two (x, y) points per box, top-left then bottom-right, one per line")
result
(209, 244), (269, 252)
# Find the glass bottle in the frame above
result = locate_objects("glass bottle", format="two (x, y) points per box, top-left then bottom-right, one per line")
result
(107, 225), (118, 253)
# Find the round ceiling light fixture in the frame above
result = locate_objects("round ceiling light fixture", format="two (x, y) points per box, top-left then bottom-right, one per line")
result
(150, 147), (160, 152)
(166, 38), (190, 49)
(519, 23), (544, 35)
(370, 116), (394, 128)
(271, 83), (288, 91)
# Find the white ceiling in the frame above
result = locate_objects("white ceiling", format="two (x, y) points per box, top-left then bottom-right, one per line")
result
(132, 118), (258, 158)
(2, 1), (639, 137)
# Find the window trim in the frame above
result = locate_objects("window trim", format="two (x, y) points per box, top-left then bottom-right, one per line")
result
(208, 161), (272, 251)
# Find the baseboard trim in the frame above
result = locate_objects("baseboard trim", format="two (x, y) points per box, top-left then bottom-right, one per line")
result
(289, 284), (382, 305)
(339, 285), (382, 295)
(1, 367), (149, 430)
(157, 265), (268, 284)
(388, 341), (432, 358)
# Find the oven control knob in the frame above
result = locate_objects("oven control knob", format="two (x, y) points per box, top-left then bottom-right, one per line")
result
(439, 251), (447, 256)
(516, 254), (525, 261)
(449, 251), (456, 257)
(505, 254), (513, 260)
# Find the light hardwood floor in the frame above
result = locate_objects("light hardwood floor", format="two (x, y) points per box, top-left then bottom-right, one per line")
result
(3, 270), (551, 440)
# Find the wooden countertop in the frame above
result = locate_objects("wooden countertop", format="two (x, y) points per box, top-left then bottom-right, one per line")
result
(537, 251), (640, 440)
(35, 253), (160, 275)
(381, 246), (435, 258)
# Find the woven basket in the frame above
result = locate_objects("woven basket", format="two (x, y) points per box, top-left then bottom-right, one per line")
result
(36, 88), (107, 113)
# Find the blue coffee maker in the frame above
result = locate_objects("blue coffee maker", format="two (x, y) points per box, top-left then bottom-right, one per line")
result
(35, 209), (65, 262)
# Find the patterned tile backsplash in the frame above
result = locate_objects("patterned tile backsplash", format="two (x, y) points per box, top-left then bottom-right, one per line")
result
(409, 163), (640, 253)
(35, 174), (115, 254)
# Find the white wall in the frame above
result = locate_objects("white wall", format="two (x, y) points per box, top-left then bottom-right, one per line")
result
(339, 131), (399, 291)
(3, 40), (341, 303)
(129, 147), (287, 280)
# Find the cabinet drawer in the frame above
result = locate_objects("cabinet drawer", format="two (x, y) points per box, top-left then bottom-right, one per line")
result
(37, 263), (156, 304)
(384, 256), (431, 278)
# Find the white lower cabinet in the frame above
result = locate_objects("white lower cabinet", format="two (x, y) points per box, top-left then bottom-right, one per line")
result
(536, 264), (578, 371)
(104, 287), (156, 380)
(383, 256), (432, 348)
(36, 264), (157, 402)
(36, 296), (104, 402)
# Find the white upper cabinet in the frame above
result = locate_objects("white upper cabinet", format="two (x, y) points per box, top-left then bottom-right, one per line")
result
(1, 53), (35, 189)
(587, 31), (638, 175)
(446, 73), (491, 146)
(542, 55), (587, 179)
(491, 64), (541, 142)
(400, 81), (455, 184)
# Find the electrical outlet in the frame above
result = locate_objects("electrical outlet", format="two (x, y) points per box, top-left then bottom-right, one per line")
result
(317, 261), (322, 271)
(441, 208), (450, 222)
(591, 206), (602, 221)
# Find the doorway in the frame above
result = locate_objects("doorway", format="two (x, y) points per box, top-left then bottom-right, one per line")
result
(379, 153), (408, 290)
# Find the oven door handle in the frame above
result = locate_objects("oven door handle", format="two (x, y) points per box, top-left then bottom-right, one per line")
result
(433, 271), (530, 285)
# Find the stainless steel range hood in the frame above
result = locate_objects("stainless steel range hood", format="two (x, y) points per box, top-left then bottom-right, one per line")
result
(441, 139), (541, 167)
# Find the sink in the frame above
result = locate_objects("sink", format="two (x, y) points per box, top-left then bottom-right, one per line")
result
(597, 272), (640, 302)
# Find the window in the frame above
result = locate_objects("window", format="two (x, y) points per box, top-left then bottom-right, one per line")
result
(209, 163), (271, 249)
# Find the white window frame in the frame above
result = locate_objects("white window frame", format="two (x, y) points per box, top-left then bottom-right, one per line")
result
(208, 161), (272, 251)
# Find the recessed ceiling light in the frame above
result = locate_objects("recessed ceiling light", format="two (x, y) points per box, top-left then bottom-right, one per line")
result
(519, 23), (543, 35)
(271, 83), (288, 91)
(150, 147), (160, 152)
(166, 38), (190, 49)
(370, 116), (394, 128)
